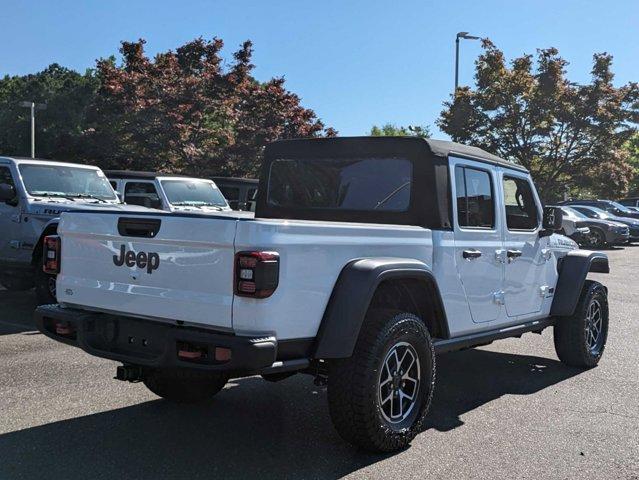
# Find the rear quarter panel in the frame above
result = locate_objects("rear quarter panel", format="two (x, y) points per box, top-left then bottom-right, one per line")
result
(233, 219), (433, 340)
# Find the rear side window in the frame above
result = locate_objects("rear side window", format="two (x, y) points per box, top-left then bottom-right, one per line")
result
(0, 166), (15, 187)
(455, 166), (494, 228)
(268, 157), (412, 212)
(124, 181), (161, 209)
(502, 176), (539, 230)
(218, 186), (239, 201)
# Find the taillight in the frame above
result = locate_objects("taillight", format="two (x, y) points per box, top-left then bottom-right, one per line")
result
(235, 251), (279, 298)
(43, 235), (61, 274)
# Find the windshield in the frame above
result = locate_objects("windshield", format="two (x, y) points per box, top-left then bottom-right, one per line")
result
(609, 201), (633, 213)
(19, 164), (117, 201)
(561, 206), (587, 219)
(161, 180), (228, 207)
(587, 207), (613, 219)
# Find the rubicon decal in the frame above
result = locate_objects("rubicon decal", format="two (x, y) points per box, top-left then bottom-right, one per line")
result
(113, 245), (160, 274)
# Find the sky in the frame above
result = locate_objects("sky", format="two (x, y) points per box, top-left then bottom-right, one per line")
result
(2, 0), (638, 137)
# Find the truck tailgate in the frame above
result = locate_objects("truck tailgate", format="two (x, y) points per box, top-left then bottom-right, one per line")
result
(56, 212), (238, 329)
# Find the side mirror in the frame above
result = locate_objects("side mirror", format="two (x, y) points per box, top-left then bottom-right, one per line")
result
(0, 183), (16, 203)
(540, 206), (563, 237)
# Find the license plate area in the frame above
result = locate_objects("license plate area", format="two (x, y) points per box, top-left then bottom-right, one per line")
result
(84, 316), (168, 360)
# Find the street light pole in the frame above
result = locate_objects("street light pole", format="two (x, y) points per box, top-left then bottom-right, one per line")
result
(455, 32), (480, 93)
(19, 101), (46, 158)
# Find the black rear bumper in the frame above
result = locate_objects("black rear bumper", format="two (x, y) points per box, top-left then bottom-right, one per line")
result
(35, 305), (277, 373)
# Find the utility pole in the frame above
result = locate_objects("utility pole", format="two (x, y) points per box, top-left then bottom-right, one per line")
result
(455, 32), (480, 92)
(19, 101), (46, 158)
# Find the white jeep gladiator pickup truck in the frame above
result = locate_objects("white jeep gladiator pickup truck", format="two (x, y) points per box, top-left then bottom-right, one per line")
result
(35, 137), (610, 452)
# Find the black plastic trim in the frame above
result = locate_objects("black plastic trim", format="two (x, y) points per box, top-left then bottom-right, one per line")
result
(34, 305), (277, 373)
(550, 250), (609, 317)
(433, 317), (555, 354)
(313, 258), (448, 359)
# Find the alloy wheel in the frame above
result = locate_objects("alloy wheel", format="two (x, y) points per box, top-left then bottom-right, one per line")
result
(378, 341), (421, 424)
(585, 299), (603, 355)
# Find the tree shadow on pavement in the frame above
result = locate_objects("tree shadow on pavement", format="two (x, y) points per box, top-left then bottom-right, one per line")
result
(0, 349), (583, 480)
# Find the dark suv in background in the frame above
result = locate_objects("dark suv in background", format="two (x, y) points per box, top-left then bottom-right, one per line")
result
(570, 205), (639, 242)
(556, 205), (629, 247)
(559, 199), (639, 220)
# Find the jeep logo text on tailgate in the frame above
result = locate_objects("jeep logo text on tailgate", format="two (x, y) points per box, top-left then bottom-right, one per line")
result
(113, 245), (160, 274)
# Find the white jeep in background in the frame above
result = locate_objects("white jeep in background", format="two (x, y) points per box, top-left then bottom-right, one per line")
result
(106, 171), (231, 213)
(0, 157), (151, 304)
(36, 137), (610, 452)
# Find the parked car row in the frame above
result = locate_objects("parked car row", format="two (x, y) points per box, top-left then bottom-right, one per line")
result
(0, 156), (257, 299)
(554, 198), (639, 248)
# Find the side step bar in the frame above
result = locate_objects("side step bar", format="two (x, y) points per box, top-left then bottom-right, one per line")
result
(260, 358), (310, 375)
(433, 317), (556, 354)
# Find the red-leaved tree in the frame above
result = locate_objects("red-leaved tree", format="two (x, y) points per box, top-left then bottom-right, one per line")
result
(83, 38), (335, 177)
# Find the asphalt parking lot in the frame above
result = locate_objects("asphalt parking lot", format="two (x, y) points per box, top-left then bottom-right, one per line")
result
(0, 247), (638, 480)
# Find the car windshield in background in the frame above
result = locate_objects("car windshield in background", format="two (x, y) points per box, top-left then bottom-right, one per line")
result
(161, 180), (228, 207)
(586, 207), (613, 219)
(19, 164), (116, 200)
(267, 157), (412, 211)
(609, 201), (633, 213)
(562, 206), (588, 219)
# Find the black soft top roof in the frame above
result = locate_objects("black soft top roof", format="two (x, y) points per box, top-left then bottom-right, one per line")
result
(211, 176), (259, 185)
(265, 136), (526, 172)
(256, 137), (526, 229)
(104, 170), (190, 180)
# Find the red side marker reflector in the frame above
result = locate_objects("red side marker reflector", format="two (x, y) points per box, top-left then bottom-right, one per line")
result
(55, 322), (73, 336)
(178, 350), (203, 360)
(215, 347), (232, 362)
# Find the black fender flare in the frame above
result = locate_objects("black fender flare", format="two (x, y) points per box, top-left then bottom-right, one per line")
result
(313, 257), (447, 359)
(550, 250), (609, 317)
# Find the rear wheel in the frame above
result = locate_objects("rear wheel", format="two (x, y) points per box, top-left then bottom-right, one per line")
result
(327, 310), (435, 452)
(143, 368), (228, 403)
(554, 280), (608, 368)
(34, 258), (57, 305)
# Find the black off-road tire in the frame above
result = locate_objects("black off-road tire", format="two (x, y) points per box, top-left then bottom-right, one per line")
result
(143, 368), (228, 403)
(0, 277), (34, 291)
(327, 310), (435, 452)
(34, 260), (57, 305)
(554, 280), (609, 368)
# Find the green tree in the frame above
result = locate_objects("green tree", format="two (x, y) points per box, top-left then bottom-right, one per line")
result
(438, 40), (639, 201)
(0, 64), (98, 160)
(370, 123), (430, 138)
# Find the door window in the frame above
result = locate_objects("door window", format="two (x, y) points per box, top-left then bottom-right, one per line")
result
(0, 166), (17, 204)
(455, 166), (494, 228)
(124, 181), (161, 209)
(0, 167), (16, 188)
(502, 176), (539, 230)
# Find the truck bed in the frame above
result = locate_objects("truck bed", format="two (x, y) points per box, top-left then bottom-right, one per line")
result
(56, 211), (433, 340)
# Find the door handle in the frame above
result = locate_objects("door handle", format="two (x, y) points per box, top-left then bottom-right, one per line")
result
(507, 249), (522, 261)
(463, 249), (482, 260)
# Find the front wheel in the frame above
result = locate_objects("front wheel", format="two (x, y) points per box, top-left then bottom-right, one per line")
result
(34, 259), (57, 305)
(143, 368), (228, 403)
(554, 280), (609, 368)
(327, 310), (435, 452)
